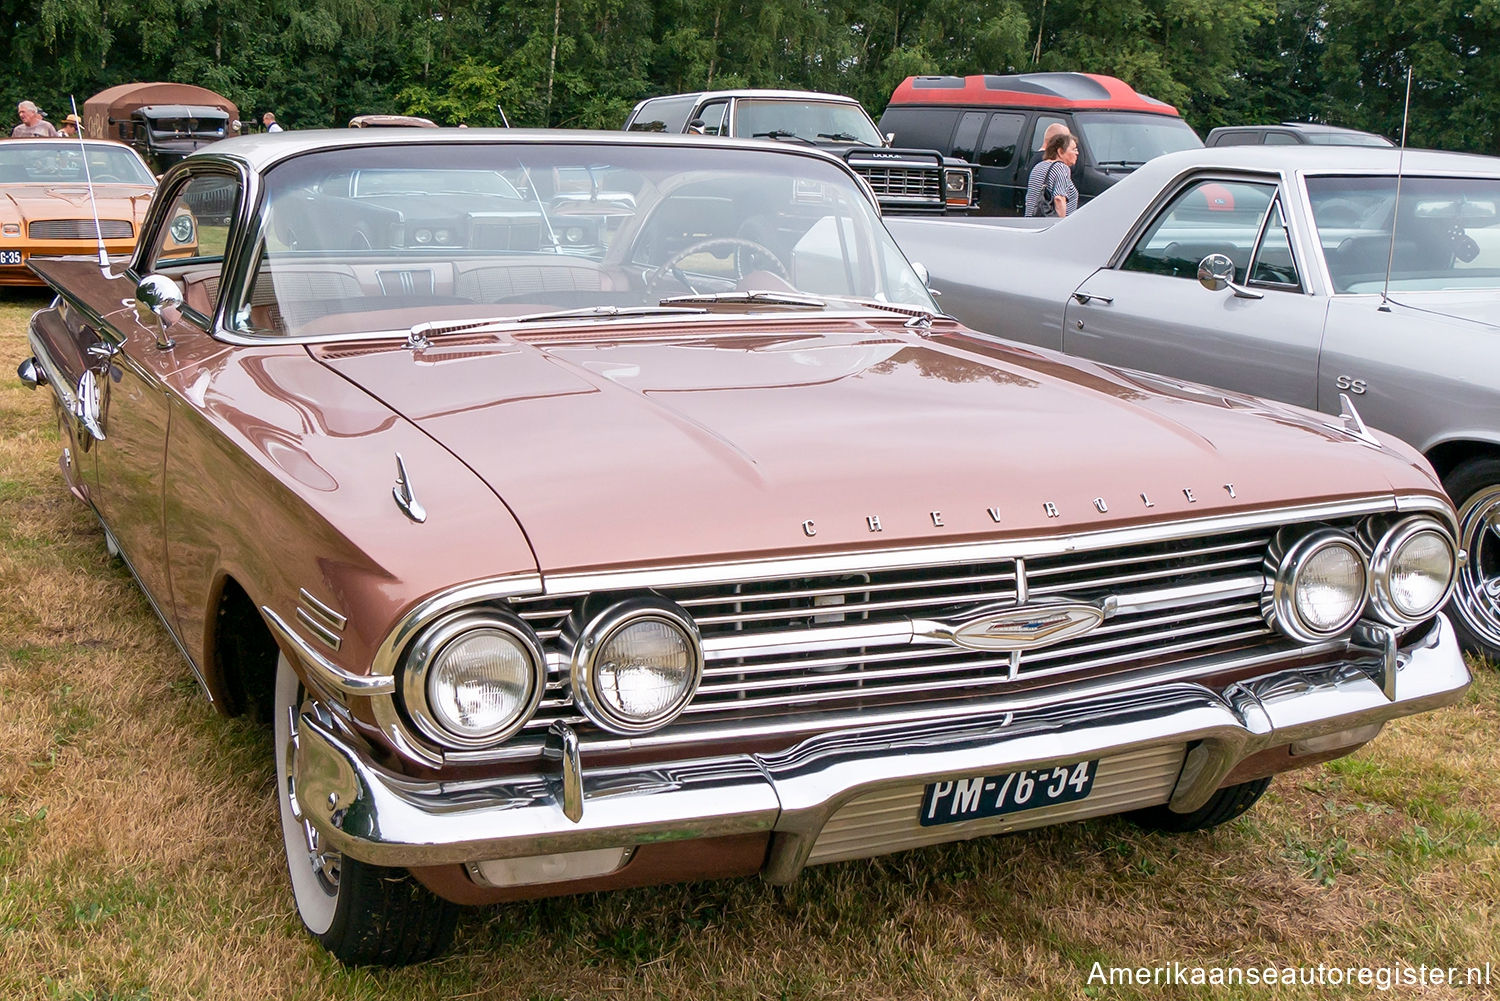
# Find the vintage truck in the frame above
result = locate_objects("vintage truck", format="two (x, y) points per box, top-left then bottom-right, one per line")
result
(84, 82), (241, 173)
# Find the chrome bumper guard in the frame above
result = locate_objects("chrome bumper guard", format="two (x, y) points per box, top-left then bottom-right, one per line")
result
(294, 615), (1469, 879)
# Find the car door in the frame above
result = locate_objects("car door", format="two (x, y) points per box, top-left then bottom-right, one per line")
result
(75, 170), (241, 625)
(1061, 175), (1326, 408)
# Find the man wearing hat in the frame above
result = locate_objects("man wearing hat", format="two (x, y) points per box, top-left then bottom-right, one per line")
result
(59, 113), (82, 138)
(13, 101), (59, 138)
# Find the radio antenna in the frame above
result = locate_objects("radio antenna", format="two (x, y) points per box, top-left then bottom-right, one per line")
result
(1379, 67), (1414, 312)
(68, 96), (120, 278)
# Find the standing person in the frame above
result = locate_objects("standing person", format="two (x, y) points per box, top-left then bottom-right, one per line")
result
(12, 101), (58, 138)
(262, 111), (283, 133)
(1023, 132), (1080, 218)
(60, 114), (82, 139)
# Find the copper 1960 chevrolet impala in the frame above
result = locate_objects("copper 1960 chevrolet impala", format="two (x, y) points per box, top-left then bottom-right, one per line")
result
(18, 129), (1471, 964)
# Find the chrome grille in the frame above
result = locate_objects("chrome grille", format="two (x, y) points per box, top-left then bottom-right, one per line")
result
(509, 521), (1318, 744)
(852, 166), (942, 203)
(805, 744), (1185, 865)
(29, 219), (133, 240)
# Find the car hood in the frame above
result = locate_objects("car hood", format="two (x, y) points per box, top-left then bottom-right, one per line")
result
(1380, 290), (1500, 329)
(312, 318), (1438, 574)
(1, 183), (154, 224)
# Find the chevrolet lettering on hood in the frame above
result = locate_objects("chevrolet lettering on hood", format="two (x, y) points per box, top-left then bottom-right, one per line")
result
(18, 127), (1470, 966)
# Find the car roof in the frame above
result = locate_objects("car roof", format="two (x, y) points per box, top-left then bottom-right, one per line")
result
(182, 127), (868, 176)
(1138, 143), (1500, 178)
(1208, 122), (1391, 139)
(637, 89), (862, 106)
(888, 72), (1182, 117)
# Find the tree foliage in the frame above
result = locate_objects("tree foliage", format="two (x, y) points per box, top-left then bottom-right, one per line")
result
(0, 0), (1492, 152)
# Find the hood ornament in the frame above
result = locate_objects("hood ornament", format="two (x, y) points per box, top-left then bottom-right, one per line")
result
(392, 452), (427, 523)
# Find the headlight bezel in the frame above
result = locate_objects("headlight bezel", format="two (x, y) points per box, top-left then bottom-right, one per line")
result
(1368, 516), (1457, 625)
(168, 213), (195, 245)
(569, 597), (703, 735)
(1265, 527), (1370, 643)
(401, 609), (546, 749)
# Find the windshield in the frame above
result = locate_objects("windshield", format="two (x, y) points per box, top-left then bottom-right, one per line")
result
(0, 143), (154, 185)
(235, 142), (935, 338)
(1072, 112), (1203, 166)
(732, 100), (884, 145)
(1309, 174), (1500, 293)
(148, 116), (229, 139)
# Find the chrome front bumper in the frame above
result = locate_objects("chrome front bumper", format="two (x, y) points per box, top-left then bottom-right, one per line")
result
(293, 615), (1470, 881)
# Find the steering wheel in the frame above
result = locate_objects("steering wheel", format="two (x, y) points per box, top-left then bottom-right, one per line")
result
(647, 237), (790, 295)
(91, 173), (124, 183)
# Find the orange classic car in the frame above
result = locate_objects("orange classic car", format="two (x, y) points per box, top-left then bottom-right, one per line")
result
(0, 138), (170, 286)
(18, 129), (1471, 965)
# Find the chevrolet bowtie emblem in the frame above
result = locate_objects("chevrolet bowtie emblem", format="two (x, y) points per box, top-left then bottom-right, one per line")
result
(935, 599), (1111, 652)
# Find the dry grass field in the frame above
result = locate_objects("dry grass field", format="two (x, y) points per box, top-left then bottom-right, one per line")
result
(1, 289), (1496, 1000)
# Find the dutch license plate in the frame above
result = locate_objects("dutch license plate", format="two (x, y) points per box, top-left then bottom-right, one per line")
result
(919, 760), (1098, 827)
(0, 251), (21, 266)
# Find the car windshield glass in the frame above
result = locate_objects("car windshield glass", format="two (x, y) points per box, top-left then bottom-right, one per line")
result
(0, 143), (153, 185)
(1072, 112), (1203, 165)
(234, 142), (934, 338)
(1309, 175), (1500, 293)
(148, 116), (229, 138)
(733, 100), (883, 146)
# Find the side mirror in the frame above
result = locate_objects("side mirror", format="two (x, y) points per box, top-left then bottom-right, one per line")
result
(912, 262), (930, 286)
(884, 132), (895, 147)
(133, 274), (184, 350)
(1196, 253), (1234, 291)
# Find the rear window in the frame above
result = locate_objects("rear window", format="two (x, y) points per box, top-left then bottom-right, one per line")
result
(877, 107), (959, 153)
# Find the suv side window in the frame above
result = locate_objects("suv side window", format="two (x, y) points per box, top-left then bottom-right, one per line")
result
(1121, 178), (1277, 284)
(950, 112), (986, 162)
(627, 96), (695, 133)
(1264, 131), (1300, 145)
(977, 113), (1026, 167)
(1028, 115), (1067, 153)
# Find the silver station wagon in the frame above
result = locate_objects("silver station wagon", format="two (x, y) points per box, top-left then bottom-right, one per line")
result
(889, 145), (1500, 661)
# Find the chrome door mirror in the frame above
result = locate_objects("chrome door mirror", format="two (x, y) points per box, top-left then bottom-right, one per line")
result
(1197, 253), (1234, 291)
(17, 357), (45, 389)
(912, 261), (930, 286)
(133, 274), (184, 350)
(75, 369), (105, 441)
(1197, 253), (1265, 300)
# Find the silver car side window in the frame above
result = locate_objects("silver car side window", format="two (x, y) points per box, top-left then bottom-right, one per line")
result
(142, 172), (243, 325)
(1247, 198), (1303, 290)
(1121, 179), (1276, 284)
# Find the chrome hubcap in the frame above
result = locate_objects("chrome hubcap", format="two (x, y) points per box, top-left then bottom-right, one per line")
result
(1454, 485), (1500, 651)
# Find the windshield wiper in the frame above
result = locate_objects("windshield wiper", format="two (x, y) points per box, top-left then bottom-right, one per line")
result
(1093, 159), (1147, 168)
(753, 129), (814, 144)
(658, 290), (827, 309)
(817, 132), (876, 146)
(837, 298), (949, 326)
(408, 305), (708, 343)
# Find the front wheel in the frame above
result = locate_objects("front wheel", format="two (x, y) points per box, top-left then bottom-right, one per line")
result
(1129, 777), (1271, 833)
(1444, 459), (1500, 662)
(274, 654), (459, 965)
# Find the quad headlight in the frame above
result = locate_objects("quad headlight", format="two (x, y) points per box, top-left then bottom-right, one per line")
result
(1265, 528), (1369, 643)
(169, 213), (195, 245)
(569, 598), (703, 734)
(1368, 517), (1457, 624)
(401, 611), (545, 748)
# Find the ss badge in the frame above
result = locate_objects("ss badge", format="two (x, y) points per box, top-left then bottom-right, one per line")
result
(1335, 375), (1367, 395)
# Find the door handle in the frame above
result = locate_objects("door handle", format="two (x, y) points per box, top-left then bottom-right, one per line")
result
(1072, 291), (1113, 305)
